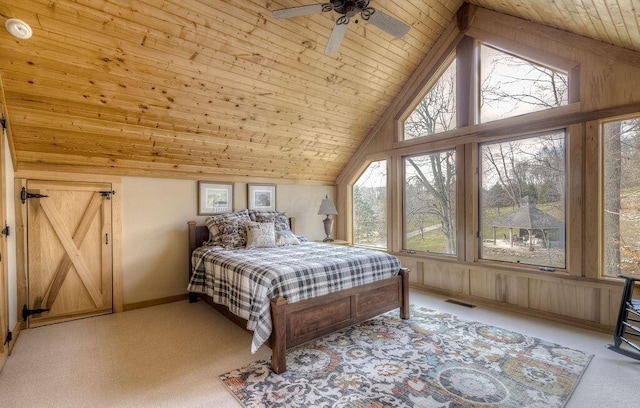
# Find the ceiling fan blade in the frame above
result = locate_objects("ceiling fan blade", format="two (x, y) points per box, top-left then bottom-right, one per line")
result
(325, 17), (349, 54)
(362, 8), (410, 38)
(273, 3), (330, 20)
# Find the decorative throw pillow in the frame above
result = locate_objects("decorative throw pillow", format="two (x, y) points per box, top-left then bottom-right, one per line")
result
(246, 221), (276, 249)
(276, 230), (300, 246)
(222, 216), (250, 249)
(249, 209), (279, 222)
(255, 212), (291, 232)
(274, 213), (291, 232)
(204, 209), (250, 246)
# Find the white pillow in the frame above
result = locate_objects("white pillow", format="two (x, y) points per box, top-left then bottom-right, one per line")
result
(276, 230), (300, 246)
(245, 221), (276, 249)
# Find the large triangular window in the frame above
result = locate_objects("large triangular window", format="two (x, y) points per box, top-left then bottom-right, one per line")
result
(480, 45), (569, 123)
(403, 56), (457, 140)
(401, 41), (571, 141)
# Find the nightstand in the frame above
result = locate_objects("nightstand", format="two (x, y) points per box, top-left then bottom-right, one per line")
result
(314, 239), (349, 245)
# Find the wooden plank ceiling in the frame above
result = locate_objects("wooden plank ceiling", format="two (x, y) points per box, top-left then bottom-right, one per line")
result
(0, 0), (638, 184)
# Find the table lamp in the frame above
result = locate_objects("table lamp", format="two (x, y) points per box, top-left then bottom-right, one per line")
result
(318, 195), (338, 242)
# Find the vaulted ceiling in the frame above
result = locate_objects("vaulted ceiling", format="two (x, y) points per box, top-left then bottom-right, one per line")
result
(0, 0), (638, 184)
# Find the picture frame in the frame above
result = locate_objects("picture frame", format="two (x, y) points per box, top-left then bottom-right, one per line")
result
(248, 184), (276, 211)
(198, 181), (233, 215)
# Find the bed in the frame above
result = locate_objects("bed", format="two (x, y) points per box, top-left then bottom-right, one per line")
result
(187, 216), (409, 374)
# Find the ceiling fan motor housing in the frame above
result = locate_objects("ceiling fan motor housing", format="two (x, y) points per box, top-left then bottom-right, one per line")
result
(331, 0), (370, 15)
(273, 0), (410, 54)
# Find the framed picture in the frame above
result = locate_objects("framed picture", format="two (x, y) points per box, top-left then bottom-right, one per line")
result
(198, 181), (233, 215)
(248, 184), (276, 211)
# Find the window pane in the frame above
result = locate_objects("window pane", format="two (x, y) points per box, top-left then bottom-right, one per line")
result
(603, 117), (640, 277)
(479, 132), (566, 269)
(480, 45), (568, 123)
(404, 150), (457, 254)
(353, 160), (387, 248)
(404, 58), (456, 140)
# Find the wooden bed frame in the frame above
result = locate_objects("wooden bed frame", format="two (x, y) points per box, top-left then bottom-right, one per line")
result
(187, 220), (410, 374)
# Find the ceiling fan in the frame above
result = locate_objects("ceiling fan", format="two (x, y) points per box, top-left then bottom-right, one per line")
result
(273, 0), (410, 54)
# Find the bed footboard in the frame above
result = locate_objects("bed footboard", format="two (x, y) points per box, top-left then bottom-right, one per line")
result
(270, 267), (410, 374)
(188, 220), (410, 374)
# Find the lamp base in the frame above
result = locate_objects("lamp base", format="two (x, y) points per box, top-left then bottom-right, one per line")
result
(322, 216), (334, 242)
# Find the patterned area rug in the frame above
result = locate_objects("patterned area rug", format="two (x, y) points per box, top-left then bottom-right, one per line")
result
(220, 306), (592, 407)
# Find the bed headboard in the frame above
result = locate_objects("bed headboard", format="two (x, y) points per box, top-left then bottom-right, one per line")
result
(188, 217), (295, 276)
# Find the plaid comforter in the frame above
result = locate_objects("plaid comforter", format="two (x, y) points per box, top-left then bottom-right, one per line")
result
(187, 242), (401, 353)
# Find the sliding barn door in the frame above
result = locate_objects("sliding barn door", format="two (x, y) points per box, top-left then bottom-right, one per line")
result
(25, 180), (113, 327)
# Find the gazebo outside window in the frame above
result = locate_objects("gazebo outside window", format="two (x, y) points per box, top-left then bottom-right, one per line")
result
(490, 196), (564, 250)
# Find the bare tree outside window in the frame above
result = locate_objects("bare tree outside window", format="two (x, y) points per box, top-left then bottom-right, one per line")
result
(404, 150), (457, 254)
(480, 132), (566, 268)
(603, 117), (640, 276)
(480, 45), (568, 123)
(401, 56), (458, 254)
(353, 160), (387, 248)
(404, 58), (456, 140)
(399, 42), (571, 268)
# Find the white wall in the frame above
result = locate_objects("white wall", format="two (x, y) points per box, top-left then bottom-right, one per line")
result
(275, 184), (335, 239)
(4, 133), (16, 331)
(121, 177), (334, 305)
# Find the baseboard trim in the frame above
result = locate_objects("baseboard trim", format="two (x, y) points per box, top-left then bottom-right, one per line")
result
(410, 283), (615, 335)
(123, 294), (190, 312)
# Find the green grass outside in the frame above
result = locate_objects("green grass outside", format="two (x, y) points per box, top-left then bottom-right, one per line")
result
(405, 229), (448, 253)
(404, 201), (565, 258)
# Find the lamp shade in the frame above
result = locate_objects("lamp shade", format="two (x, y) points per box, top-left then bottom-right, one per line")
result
(317, 195), (338, 215)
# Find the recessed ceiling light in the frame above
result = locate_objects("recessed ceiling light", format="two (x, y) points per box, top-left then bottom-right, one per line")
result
(5, 18), (32, 40)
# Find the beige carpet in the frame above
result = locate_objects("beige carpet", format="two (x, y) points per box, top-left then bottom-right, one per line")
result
(0, 289), (637, 407)
(0, 300), (271, 407)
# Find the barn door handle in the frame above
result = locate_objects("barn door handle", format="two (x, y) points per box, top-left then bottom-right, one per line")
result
(105, 233), (109, 245)
(20, 187), (48, 204)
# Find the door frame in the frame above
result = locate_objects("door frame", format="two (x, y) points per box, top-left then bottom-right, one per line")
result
(0, 128), (8, 370)
(14, 171), (123, 330)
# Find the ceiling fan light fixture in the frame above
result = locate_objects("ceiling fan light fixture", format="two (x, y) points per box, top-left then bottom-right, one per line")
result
(5, 18), (33, 40)
(274, 0), (409, 54)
